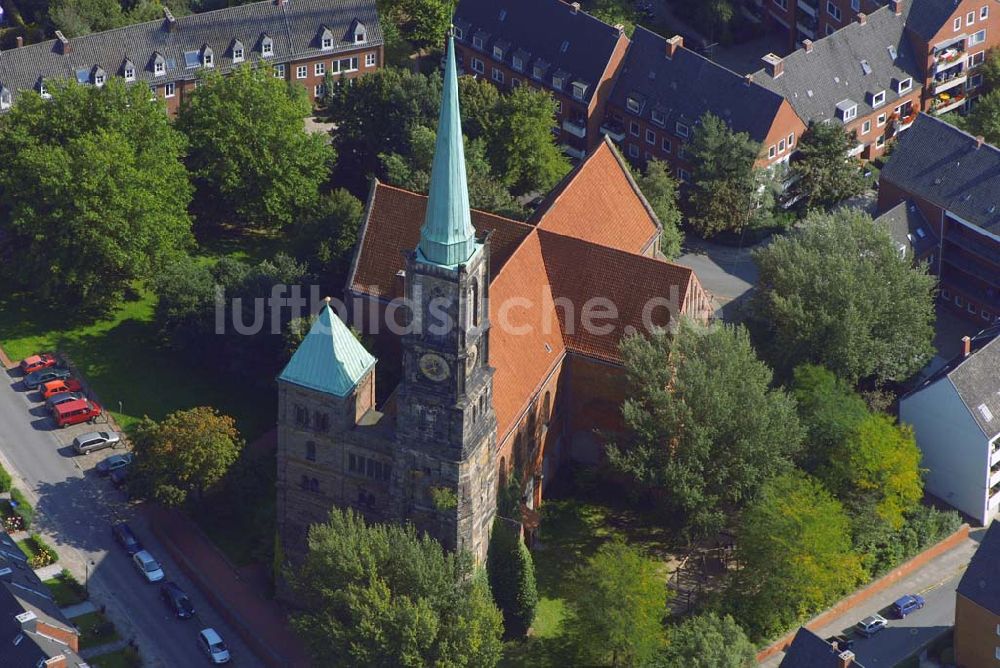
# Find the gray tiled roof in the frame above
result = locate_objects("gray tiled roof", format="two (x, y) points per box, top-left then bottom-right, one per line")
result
(779, 627), (865, 668)
(906, 0), (964, 41)
(610, 26), (789, 143)
(0, 0), (382, 106)
(880, 113), (1000, 236)
(453, 0), (624, 105)
(958, 519), (1000, 614)
(753, 4), (922, 126)
(948, 328), (1000, 436)
(874, 200), (938, 258)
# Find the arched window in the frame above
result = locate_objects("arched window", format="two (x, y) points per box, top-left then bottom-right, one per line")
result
(300, 474), (309, 490)
(542, 391), (552, 425)
(471, 278), (481, 327)
(513, 434), (524, 472)
(309, 478), (319, 492)
(498, 457), (507, 490)
(305, 441), (316, 461)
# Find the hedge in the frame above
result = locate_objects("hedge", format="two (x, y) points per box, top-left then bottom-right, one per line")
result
(9, 488), (34, 529)
(0, 464), (11, 493)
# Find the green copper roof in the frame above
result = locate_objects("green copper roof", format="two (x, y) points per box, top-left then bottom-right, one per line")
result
(417, 34), (477, 267)
(278, 304), (375, 397)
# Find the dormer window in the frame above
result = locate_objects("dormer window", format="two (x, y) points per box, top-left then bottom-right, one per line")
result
(512, 55), (524, 71)
(353, 20), (367, 43)
(626, 96), (640, 114)
(153, 53), (166, 76)
(897, 77), (911, 94)
(39, 80), (50, 98)
(552, 75), (564, 90)
(232, 40), (245, 63)
(320, 26), (334, 50)
(123, 59), (135, 81)
(675, 122), (689, 137)
(454, 26), (464, 40)
(836, 99), (858, 121)
(0, 87), (10, 110)
(94, 67), (106, 86)
(261, 35), (274, 57)
(473, 35), (484, 49)
(533, 64), (546, 79)
(870, 90), (885, 108)
(651, 109), (665, 126)
(572, 81), (587, 100)
(202, 46), (214, 68)
(493, 46), (504, 60)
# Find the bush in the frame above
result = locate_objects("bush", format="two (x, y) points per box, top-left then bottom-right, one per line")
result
(0, 464), (11, 493)
(9, 488), (33, 529)
(25, 533), (57, 568)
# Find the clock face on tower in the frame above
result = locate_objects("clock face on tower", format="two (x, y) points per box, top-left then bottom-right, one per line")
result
(419, 353), (450, 382)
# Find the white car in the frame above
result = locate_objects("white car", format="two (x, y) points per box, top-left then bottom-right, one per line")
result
(855, 613), (888, 638)
(198, 628), (231, 664)
(132, 550), (164, 583)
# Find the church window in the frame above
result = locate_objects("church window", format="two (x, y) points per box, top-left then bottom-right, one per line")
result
(514, 433), (524, 472)
(300, 474), (309, 490)
(305, 441), (316, 461)
(294, 404), (309, 427)
(314, 411), (330, 432)
(309, 478), (320, 492)
(543, 391), (552, 425)
(471, 278), (481, 327)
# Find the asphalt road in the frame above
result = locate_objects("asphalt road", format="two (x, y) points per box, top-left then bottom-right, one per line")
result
(0, 368), (263, 668)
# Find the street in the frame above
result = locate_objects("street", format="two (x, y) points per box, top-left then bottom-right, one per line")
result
(0, 367), (264, 667)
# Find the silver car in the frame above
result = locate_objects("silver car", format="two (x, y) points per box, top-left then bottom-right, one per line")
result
(132, 550), (164, 583)
(72, 431), (121, 455)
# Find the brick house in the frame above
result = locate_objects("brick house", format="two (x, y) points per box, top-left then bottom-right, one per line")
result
(779, 627), (864, 667)
(955, 519), (1000, 667)
(873, 199), (939, 265)
(605, 26), (806, 182)
(452, 0), (630, 159)
(748, 0), (887, 48)
(753, 3), (924, 161)
(0, 0), (383, 116)
(878, 113), (1000, 323)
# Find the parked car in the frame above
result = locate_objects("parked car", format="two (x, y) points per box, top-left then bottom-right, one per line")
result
(20, 353), (58, 375)
(826, 634), (854, 651)
(40, 379), (83, 400)
(45, 392), (84, 411)
(855, 614), (888, 638)
(24, 367), (71, 390)
(892, 594), (925, 618)
(109, 467), (128, 491)
(112, 522), (142, 555)
(72, 431), (120, 455)
(132, 550), (164, 583)
(95, 453), (133, 476)
(54, 399), (103, 428)
(160, 581), (196, 619)
(198, 628), (231, 664)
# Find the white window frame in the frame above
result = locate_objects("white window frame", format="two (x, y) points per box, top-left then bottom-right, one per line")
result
(365, 53), (376, 67)
(315, 83), (325, 98)
(876, 134), (885, 148)
(651, 109), (665, 126)
(967, 11), (975, 25)
(678, 168), (690, 182)
(552, 76), (564, 90)
(982, 6), (989, 20)
(322, 36), (333, 50)
(970, 50), (986, 67)
(275, 64), (286, 78)
(492, 67), (504, 83)
(471, 58), (484, 74)
(572, 82), (586, 100)
(788, 132), (795, 147)
(628, 144), (639, 158)
(454, 27), (464, 40)
(661, 137), (671, 153)
(970, 29), (987, 46)
(262, 38), (274, 57)
(473, 36), (484, 49)
(877, 112), (887, 127)
(645, 129), (656, 145)
(778, 138), (786, 152)
(954, 17), (962, 31)
(493, 46), (503, 60)
(768, 145), (777, 159)
(626, 97), (640, 114)
(315, 62), (325, 76)
(969, 73), (984, 89)
(124, 67), (135, 81)
(827, 0), (841, 21)
(95, 73), (105, 87)
(675, 122), (689, 138)
(898, 77), (912, 93)
(296, 65), (307, 79)
(862, 119), (871, 134)
(843, 105), (857, 121)
(0, 91), (10, 110)
(154, 60), (165, 76)
(872, 91), (886, 108)
(39, 82), (50, 99)
(165, 82), (175, 98)
(512, 56), (523, 71)
(233, 47), (244, 63)
(629, 120), (640, 136)
(203, 50), (214, 68)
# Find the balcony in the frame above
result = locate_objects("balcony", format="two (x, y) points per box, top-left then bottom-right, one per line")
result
(562, 118), (587, 139)
(893, 111), (918, 132)
(933, 72), (968, 94)
(562, 144), (586, 160)
(932, 91), (966, 115)
(944, 229), (1000, 266)
(991, 444), (1000, 469)
(934, 47), (965, 74)
(599, 120), (625, 142)
(942, 250), (1000, 290)
(797, 0), (818, 16)
(847, 142), (865, 157)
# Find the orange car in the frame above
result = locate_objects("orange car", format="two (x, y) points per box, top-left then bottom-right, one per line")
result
(41, 379), (84, 400)
(20, 353), (59, 375)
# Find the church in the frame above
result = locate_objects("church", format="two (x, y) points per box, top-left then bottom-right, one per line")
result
(276, 34), (713, 564)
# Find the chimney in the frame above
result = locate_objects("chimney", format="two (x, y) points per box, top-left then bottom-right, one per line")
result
(838, 650), (855, 668)
(44, 657), (67, 668)
(962, 335), (972, 357)
(16, 610), (37, 633)
(976, 135), (985, 149)
(858, 12), (867, 25)
(891, 0), (903, 16)
(762, 52), (784, 78)
(744, 73), (753, 87)
(16, 36), (23, 48)
(163, 6), (176, 30)
(666, 35), (683, 59)
(570, 2), (580, 14)
(614, 23), (625, 35)
(54, 30), (71, 54)
(803, 39), (813, 53)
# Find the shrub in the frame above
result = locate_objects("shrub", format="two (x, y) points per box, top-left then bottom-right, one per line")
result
(9, 488), (33, 529)
(0, 464), (11, 493)
(487, 518), (538, 638)
(26, 534), (57, 568)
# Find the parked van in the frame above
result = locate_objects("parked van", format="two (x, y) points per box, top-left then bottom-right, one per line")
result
(54, 399), (103, 428)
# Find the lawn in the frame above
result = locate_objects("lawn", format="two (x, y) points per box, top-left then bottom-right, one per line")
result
(89, 647), (142, 668)
(75, 610), (121, 650)
(17, 534), (57, 566)
(43, 572), (88, 608)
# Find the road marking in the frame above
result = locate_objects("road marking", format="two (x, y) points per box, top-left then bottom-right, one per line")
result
(916, 562), (969, 596)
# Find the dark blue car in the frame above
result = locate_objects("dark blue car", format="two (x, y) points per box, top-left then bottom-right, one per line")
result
(112, 522), (142, 555)
(892, 594), (925, 618)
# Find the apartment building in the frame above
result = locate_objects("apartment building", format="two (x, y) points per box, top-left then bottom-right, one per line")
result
(749, 0), (888, 47)
(753, 3), (924, 160)
(878, 114), (1000, 323)
(452, 0), (629, 159)
(955, 520), (1000, 667)
(0, 0), (383, 115)
(604, 27), (806, 181)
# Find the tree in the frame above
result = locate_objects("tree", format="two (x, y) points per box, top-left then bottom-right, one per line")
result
(962, 89), (1000, 147)
(686, 112), (771, 237)
(384, 0), (454, 45)
(486, 519), (538, 638)
(49, 0), (123, 36)
(792, 121), (866, 211)
(130, 407), (244, 507)
(731, 471), (865, 641)
(0, 79), (192, 311)
(485, 85), (571, 195)
(565, 538), (666, 667)
(981, 48), (1000, 92)
(657, 613), (756, 668)
(291, 188), (364, 289)
(822, 414), (923, 529)
(790, 364), (870, 472)
(609, 320), (804, 536)
(751, 208), (937, 383)
(177, 65), (334, 229)
(633, 159), (684, 259)
(291, 508), (503, 668)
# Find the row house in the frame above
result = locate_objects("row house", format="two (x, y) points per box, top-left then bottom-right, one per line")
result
(0, 0), (383, 116)
(753, 3), (924, 161)
(955, 520), (1000, 667)
(452, 0), (629, 159)
(748, 0), (888, 48)
(878, 113), (1000, 324)
(604, 26), (806, 184)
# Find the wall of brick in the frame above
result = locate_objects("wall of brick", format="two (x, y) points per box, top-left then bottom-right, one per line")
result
(954, 593), (1000, 668)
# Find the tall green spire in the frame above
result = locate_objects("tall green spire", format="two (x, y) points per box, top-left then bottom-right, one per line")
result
(418, 33), (477, 267)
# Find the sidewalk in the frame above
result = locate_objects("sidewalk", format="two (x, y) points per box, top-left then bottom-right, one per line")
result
(61, 600), (97, 619)
(148, 505), (310, 668)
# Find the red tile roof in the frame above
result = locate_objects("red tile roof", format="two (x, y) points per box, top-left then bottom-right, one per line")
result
(533, 139), (660, 255)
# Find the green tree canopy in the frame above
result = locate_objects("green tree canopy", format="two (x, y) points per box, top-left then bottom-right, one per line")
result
(751, 208), (937, 383)
(633, 159), (684, 259)
(657, 613), (756, 668)
(790, 364), (870, 471)
(962, 89), (1000, 147)
(291, 188), (365, 290)
(565, 538), (667, 667)
(177, 65), (334, 230)
(290, 508), (503, 667)
(130, 407), (244, 507)
(0, 79), (192, 310)
(792, 120), (866, 211)
(981, 48), (1000, 92)
(609, 320), (804, 536)
(731, 470), (865, 641)
(486, 519), (538, 638)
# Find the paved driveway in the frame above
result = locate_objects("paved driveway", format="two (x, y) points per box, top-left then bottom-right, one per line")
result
(0, 368), (264, 668)
(674, 239), (762, 321)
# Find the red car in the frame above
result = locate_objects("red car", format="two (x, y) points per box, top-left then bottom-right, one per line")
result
(20, 353), (59, 375)
(53, 399), (103, 428)
(40, 379), (84, 400)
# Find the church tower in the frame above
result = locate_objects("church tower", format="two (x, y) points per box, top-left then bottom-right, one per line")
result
(392, 33), (497, 563)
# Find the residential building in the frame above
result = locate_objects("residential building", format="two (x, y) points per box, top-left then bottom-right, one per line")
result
(753, 3), (924, 161)
(605, 26), (806, 181)
(900, 326), (1000, 524)
(874, 199), (938, 264)
(779, 626), (865, 667)
(904, 0), (1000, 116)
(748, 0), (889, 48)
(878, 113), (1000, 322)
(955, 519), (1000, 667)
(0, 531), (86, 666)
(452, 0), (630, 159)
(0, 0), (383, 115)
(277, 36), (712, 565)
